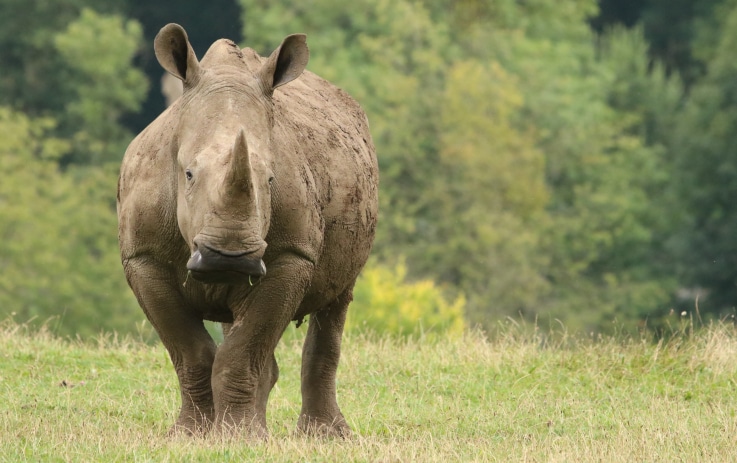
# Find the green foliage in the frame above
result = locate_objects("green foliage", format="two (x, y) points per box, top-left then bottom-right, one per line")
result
(0, 3), (149, 338)
(669, 2), (737, 318)
(434, 59), (550, 319)
(527, 24), (682, 330)
(348, 261), (466, 337)
(433, 2), (681, 331)
(0, 2), (147, 166)
(54, 8), (148, 165)
(0, 108), (141, 337)
(594, 0), (725, 86)
(0, 0), (120, 113)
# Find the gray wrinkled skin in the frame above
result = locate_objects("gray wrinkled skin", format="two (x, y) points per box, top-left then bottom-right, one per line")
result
(117, 24), (378, 438)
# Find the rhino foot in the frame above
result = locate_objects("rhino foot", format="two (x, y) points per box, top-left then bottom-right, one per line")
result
(213, 413), (269, 441)
(167, 417), (212, 438)
(296, 414), (352, 439)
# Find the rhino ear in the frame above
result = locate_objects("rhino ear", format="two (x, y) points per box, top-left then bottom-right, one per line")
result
(154, 23), (201, 86)
(258, 34), (309, 93)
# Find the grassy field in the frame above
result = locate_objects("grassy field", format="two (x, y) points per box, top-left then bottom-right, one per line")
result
(1, 319), (736, 462)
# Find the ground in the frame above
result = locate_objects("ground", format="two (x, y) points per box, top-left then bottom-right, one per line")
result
(1, 319), (735, 462)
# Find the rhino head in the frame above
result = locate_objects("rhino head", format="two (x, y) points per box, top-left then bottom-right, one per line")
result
(153, 24), (309, 285)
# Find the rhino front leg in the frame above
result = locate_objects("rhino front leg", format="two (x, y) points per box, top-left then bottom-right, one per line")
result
(297, 287), (352, 438)
(211, 255), (312, 437)
(125, 261), (217, 435)
(256, 353), (279, 420)
(219, 326), (280, 428)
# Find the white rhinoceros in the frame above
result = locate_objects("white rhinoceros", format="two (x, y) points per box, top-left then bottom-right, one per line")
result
(117, 23), (378, 438)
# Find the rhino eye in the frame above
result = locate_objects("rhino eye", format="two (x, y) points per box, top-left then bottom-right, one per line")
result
(185, 169), (193, 181)
(268, 176), (274, 185)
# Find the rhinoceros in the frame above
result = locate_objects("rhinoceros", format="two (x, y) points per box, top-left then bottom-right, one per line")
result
(117, 23), (378, 438)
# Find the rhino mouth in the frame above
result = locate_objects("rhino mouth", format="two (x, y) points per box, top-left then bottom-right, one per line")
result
(186, 244), (266, 285)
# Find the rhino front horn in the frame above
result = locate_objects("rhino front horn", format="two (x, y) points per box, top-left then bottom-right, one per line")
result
(227, 129), (252, 191)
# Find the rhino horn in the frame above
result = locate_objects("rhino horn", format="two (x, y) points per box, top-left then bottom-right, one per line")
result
(227, 129), (252, 192)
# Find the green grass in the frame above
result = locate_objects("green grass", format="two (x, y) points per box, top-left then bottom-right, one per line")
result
(1, 320), (736, 462)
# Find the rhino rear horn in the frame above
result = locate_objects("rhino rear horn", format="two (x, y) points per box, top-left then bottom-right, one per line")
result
(154, 23), (201, 87)
(258, 34), (309, 93)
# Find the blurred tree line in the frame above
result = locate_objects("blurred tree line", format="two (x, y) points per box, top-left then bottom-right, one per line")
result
(1, 0), (736, 337)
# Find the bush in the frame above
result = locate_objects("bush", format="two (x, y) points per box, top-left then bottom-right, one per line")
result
(347, 260), (466, 337)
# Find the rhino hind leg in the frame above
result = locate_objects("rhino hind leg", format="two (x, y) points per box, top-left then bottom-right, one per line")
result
(297, 286), (353, 438)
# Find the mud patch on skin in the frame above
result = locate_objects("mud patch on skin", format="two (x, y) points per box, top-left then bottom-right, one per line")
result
(224, 40), (244, 59)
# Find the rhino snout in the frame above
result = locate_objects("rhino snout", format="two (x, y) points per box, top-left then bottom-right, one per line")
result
(186, 242), (266, 285)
